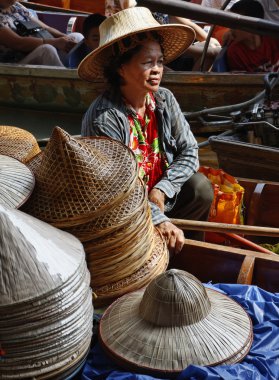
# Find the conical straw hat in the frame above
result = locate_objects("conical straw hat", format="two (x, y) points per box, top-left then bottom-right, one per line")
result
(99, 269), (253, 375)
(0, 125), (41, 163)
(0, 204), (86, 306)
(78, 7), (195, 81)
(22, 127), (138, 226)
(0, 154), (35, 209)
(0, 204), (93, 379)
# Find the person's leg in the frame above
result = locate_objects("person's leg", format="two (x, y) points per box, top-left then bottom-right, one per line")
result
(19, 45), (64, 66)
(166, 172), (214, 241)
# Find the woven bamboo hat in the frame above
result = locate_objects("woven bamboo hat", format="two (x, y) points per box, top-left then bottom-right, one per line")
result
(0, 125), (40, 164)
(0, 204), (93, 379)
(0, 154), (35, 209)
(99, 269), (253, 375)
(22, 127), (138, 226)
(78, 6), (195, 81)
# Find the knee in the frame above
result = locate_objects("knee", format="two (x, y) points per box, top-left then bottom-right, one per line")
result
(68, 32), (84, 43)
(36, 44), (58, 56)
(192, 173), (214, 207)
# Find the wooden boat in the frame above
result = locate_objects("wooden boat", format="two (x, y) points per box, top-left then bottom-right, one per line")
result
(169, 239), (279, 293)
(168, 176), (279, 293)
(209, 129), (279, 182)
(2, 62), (278, 140)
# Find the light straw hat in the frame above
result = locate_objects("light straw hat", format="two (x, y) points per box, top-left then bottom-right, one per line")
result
(78, 7), (196, 82)
(99, 269), (253, 375)
(0, 154), (35, 209)
(0, 126), (41, 164)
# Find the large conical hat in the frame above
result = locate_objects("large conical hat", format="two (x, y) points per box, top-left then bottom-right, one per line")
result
(0, 154), (35, 209)
(99, 269), (253, 375)
(0, 205), (93, 379)
(0, 204), (86, 306)
(0, 125), (41, 163)
(22, 127), (138, 227)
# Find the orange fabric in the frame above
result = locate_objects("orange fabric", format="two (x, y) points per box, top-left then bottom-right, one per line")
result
(199, 166), (244, 243)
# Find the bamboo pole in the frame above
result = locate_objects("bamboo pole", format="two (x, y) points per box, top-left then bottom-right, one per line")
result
(137, 0), (279, 38)
(171, 218), (279, 238)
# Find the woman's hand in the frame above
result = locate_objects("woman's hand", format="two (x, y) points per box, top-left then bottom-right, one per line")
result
(50, 36), (76, 52)
(157, 221), (185, 257)
(149, 188), (165, 212)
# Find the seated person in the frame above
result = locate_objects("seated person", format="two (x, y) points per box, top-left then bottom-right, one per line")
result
(227, 0), (279, 72)
(150, 13), (221, 71)
(0, 0), (83, 66)
(68, 13), (106, 69)
(200, 0), (239, 45)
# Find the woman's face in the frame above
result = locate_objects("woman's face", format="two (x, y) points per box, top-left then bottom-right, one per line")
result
(118, 40), (164, 94)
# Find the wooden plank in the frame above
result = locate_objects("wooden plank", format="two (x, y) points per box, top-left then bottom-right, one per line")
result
(171, 218), (279, 238)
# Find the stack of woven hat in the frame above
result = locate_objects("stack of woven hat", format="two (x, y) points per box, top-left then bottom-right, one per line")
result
(0, 205), (93, 379)
(22, 127), (169, 306)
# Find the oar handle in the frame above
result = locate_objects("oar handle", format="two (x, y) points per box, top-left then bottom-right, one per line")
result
(171, 218), (279, 238)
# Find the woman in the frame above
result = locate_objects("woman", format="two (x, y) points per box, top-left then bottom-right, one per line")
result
(0, 0), (82, 66)
(78, 7), (214, 256)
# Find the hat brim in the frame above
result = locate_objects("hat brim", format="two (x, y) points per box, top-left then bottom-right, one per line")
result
(0, 155), (35, 209)
(99, 287), (252, 374)
(78, 24), (195, 82)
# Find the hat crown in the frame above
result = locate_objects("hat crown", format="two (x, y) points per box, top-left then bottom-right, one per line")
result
(99, 7), (160, 48)
(139, 269), (211, 327)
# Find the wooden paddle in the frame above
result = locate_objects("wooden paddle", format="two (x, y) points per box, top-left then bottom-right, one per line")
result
(171, 218), (279, 238)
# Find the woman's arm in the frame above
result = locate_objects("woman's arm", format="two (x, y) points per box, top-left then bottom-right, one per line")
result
(169, 15), (220, 47)
(0, 26), (43, 52)
(0, 26), (76, 53)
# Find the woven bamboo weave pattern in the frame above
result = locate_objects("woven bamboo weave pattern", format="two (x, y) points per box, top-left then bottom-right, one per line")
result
(22, 127), (138, 225)
(0, 125), (41, 164)
(64, 179), (146, 242)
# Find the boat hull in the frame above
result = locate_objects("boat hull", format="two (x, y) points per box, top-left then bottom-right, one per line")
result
(2, 64), (278, 139)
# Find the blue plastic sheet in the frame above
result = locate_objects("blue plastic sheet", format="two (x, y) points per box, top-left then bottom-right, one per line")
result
(81, 284), (279, 380)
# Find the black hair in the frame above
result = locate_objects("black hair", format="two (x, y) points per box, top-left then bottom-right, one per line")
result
(82, 13), (106, 38)
(103, 31), (164, 89)
(230, 0), (264, 19)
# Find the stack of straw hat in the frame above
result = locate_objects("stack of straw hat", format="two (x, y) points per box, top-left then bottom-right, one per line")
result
(0, 204), (93, 379)
(99, 269), (253, 376)
(0, 125), (41, 164)
(0, 154), (35, 209)
(22, 127), (169, 306)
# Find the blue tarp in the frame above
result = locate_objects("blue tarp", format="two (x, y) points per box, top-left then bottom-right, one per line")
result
(81, 284), (279, 380)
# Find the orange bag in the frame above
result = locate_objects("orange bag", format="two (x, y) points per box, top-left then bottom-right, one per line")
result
(199, 166), (244, 243)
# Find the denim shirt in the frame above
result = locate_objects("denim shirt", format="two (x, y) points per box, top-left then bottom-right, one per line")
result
(82, 87), (199, 225)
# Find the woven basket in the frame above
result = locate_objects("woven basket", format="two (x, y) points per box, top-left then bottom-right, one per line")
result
(0, 154), (35, 209)
(0, 125), (40, 164)
(99, 269), (253, 374)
